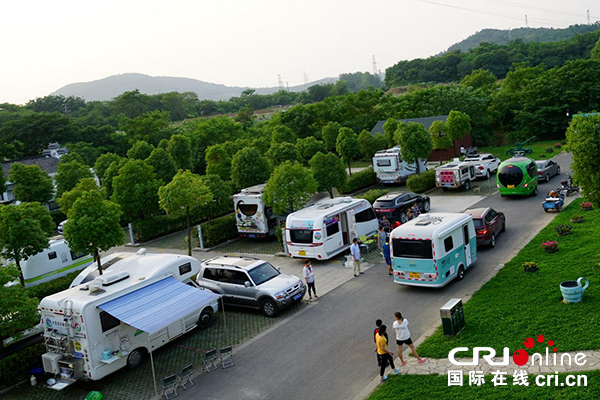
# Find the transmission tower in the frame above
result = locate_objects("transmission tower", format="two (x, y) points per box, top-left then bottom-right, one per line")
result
(525, 14), (528, 27)
(278, 74), (284, 90)
(372, 55), (378, 76)
(303, 71), (309, 84)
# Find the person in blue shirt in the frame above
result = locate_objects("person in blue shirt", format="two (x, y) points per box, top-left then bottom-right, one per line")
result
(383, 238), (392, 276)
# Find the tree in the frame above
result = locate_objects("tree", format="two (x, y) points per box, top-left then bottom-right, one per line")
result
(566, 114), (600, 206)
(446, 110), (472, 154)
(65, 141), (105, 166)
(266, 142), (302, 167)
(309, 152), (347, 198)
(321, 121), (341, 152)
(167, 134), (193, 171)
(119, 110), (170, 142)
(158, 171), (212, 256)
(57, 178), (100, 216)
(111, 160), (162, 222)
(205, 144), (232, 181)
(102, 158), (127, 198)
(264, 161), (317, 214)
(55, 160), (93, 198)
(336, 127), (361, 175)
(126, 140), (154, 160)
(93, 153), (121, 185)
(235, 105), (254, 128)
(63, 190), (124, 276)
(460, 69), (497, 90)
(394, 122), (432, 173)
(358, 130), (385, 159)
(8, 163), (54, 204)
(429, 120), (453, 163)
(270, 125), (297, 145)
(296, 137), (327, 163)
(382, 118), (398, 148)
(197, 174), (231, 222)
(231, 148), (272, 189)
(145, 147), (177, 184)
(591, 37), (600, 59)
(0, 203), (54, 286)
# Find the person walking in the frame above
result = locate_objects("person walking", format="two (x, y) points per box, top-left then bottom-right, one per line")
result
(377, 226), (387, 251)
(376, 324), (400, 381)
(383, 237), (392, 276)
(373, 319), (388, 366)
(303, 259), (318, 299)
(350, 238), (363, 277)
(393, 312), (426, 366)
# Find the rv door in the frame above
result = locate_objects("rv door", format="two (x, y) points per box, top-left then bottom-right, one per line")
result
(347, 209), (357, 241)
(462, 224), (472, 266)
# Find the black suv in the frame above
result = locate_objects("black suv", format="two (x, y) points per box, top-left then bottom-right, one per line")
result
(373, 192), (430, 224)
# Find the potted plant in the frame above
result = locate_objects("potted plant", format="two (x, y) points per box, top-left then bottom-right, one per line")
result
(555, 224), (572, 237)
(570, 214), (584, 223)
(522, 262), (539, 273)
(541, 241), (558, 253)
(581, 202), (594, 211)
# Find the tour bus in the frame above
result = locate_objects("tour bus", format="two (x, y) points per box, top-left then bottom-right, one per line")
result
(497, 157), (539, 197)
(40, 249), (220, 389)
(373, 146), (428, 184)
(233, 183), (278, 239)
(285, 197), (378, 260)
(390, 213), (477, 288)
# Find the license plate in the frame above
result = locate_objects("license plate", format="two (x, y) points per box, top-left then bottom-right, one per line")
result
(293, 293), (302, 301)
(409, 272), (420, 279)
(507, 185), (515, 189)
(298, 250), (306, 256)
(445, 183), (452, 187)
(384, 180), (394, 183)
(248, 234), (256, 238)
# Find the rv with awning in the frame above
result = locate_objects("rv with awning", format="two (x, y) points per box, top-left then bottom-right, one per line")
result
(39, 250), (220, 389)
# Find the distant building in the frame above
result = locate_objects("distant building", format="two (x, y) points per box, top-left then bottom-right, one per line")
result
(370, 116), (472, 161)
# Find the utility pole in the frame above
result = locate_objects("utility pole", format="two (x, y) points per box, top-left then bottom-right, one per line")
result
(303, 71), (309, 84)
(286, 81), (289, 91)
(508, 27), (512, 41)
(372, 55), (378, 76)
(587, 10), (591, 25)
(278, 74), (284, 90)
(525, 14), (528, 28)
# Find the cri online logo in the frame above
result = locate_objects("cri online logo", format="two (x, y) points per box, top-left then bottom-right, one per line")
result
(449, 335), (587, 367)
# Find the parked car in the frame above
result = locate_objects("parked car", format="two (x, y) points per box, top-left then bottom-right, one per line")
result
(196, 256), (306, 317)
(372, 192), (430, 224)
(57, 219), (67, 234)
(463, 153), (501, 180)
(462, 207), (506, 248)
(535, 160), (561, 182)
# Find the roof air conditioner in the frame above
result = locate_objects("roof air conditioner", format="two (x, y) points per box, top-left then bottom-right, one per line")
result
(98, 271), (130, 286)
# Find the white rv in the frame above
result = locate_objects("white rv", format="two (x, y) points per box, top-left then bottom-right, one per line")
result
(435, 161), (478, 191)
(40, 250), (220, 388)
(285, 197), (378, 260)
(373, 147), (428, 184)
(234, 184), (278, 239)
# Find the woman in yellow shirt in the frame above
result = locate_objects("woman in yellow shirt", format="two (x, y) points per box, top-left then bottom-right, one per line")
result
(375, 325), (401, 381)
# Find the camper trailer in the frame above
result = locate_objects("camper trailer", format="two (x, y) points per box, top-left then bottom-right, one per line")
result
(390, 213), (476, 288)
(373, 147), (428, 184)
(435, 161), (478, 191)
(285, 197), (378, 260)
(234, 184), (278, 238)
(40, 250), (220, 388)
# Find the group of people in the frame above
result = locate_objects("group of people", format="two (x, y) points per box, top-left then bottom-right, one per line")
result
(374, 313), (427, 381)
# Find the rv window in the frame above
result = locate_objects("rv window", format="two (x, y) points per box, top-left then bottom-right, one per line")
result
(179, 262), (192, 275)
(461, 168), (468, 175)
(376, 159), (392, 167)
(70, 251), (86, 260)
(326, 222), (340, 237)
(443, 236), (454, 252)
(48, 251), (57, 260)
(100, 311), (120, 332)
(355, 208), (376, 223)
(392, 239), (433, 259)
(237, 202), (259, 216)
(290, 229), (313, 244)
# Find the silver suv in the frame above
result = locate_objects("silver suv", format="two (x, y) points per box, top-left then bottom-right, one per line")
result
(196, 256), (306, 317)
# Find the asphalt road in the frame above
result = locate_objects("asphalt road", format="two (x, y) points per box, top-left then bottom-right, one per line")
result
(178, 152), (575, 400)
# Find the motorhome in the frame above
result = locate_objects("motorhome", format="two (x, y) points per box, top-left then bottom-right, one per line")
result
(234, 184), (278, 239)
(372, 147), (428, 184)
(435, 161), (478, 191)
(390, 213), (476, 288)
(40, 250), (220, 389)
(285, 197), (378, 260)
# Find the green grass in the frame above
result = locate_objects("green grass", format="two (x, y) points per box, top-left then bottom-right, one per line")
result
(351, 160), (373, 168)
(417, 199), (599, 358)
(370, 370), (599, 400)
(479, 140), (563, 161)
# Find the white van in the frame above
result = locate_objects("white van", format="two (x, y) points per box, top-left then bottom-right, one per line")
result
(233, 184), (278, 239)
(435, 161), (478, 191)
(285, 197), (378, 260)
(373, 146), (428, 184)
(40, 250), (220, 388)
(390, 213), (477, 288)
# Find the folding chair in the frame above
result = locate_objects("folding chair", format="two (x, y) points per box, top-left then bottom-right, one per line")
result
(178, 363), (194, 390)
(359, 234), (375, 254)
(162, 374), (178, 399)
(220, 345), (235, 369)
(203, 348), (218, 373)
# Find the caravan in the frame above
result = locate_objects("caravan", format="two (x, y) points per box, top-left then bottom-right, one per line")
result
(234, 184), (278, 239)
(435, 161), (478, 191)
(390, 213), (476, 288)
(373, 147), (428, 184)
(40, 250), (220, 388)
(285, 197), (378, 260)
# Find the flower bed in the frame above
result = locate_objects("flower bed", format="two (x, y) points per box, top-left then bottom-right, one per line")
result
(540, 241), (558, 253)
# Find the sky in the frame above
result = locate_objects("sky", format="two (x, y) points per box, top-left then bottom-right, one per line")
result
(0, 0), (598, 104)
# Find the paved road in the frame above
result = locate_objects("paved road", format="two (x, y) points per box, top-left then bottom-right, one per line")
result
(177, 153), (575, 400)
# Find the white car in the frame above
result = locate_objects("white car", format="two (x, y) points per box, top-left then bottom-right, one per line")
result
(57, 219), (67, 234)
(463, 153), (501, 180)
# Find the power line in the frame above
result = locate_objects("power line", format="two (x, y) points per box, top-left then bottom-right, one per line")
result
(477, 0), (600, 20)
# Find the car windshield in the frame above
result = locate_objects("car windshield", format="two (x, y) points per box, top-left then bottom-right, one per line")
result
(248, 262), (280, 286)
(473, 218), (483, 228)
(498, 164), (524, 187)
(535, 161), (545, 168)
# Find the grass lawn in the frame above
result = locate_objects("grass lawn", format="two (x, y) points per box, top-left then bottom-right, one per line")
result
(416, 199), (599, 358)
(479, 140), (563, 161)
(369, 370), (599, 400)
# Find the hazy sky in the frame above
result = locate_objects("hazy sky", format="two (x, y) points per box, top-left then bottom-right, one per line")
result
(1, 0), (598, 104)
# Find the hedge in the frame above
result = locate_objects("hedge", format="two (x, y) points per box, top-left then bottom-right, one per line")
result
(26, 270), (81, 301)
(200, 214), (238, 248)
(339, 167), (377, 194)
(0, 343), (45, 388)
(358, 189), (388, 205)
(407, 169), (436, 193)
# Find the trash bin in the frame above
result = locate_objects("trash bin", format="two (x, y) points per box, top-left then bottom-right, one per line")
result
(440, 298), (465, 336)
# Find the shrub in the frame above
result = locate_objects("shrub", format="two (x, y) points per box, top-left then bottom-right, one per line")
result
(541, 240), (558, 252)
(539, 154), (546, 158)
(0, 343), (45, 388)
(522, 261), (539, 273)
(200, 214), (237, 248)
(554, 143), (562, 148)
(26, 270), (81, 300)
(275, 223), (284, 251)
(50, 209), (66, 228)
(339, 167), (377, 194)
(407, 169), (436, 193)
(546, 148), (554, 153)
(358, 189), (388, 205)
(581, 202), (593, 211)
(555, 224), (572, 236)
(571, 214), (584, 222)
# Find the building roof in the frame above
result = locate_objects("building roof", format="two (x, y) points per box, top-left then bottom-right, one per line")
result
(370, 115), (449, 136)
(1, 155), (61, 179)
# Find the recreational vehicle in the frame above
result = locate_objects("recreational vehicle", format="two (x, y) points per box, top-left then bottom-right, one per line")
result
(435, 161), (478, 191)
(372, 147), (427, 184)
(234, 184), (278, 238)
(285, 197), (378, 260)
(390, 213), (477, 288)
(40, 250), (220, 388)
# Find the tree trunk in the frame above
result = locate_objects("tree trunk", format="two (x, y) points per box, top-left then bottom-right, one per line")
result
(95, 248), (102, 275)
(186, 206), (192, 256)
(348, 162), (352, 176)
(328, 189), (334, 199)
(416, 159), (421, 175)
(15, 257), (24, 287)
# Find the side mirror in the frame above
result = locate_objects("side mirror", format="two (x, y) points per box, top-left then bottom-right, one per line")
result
(244, 281), (252, 288)
(276, 266), (281, 272)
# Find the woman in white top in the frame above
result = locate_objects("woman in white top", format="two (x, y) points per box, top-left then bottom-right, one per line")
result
(392, 312), (426, 366)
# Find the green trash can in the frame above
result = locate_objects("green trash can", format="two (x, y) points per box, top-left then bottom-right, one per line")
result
(85, 391), (103, 400)
(440, 298), (465, 336)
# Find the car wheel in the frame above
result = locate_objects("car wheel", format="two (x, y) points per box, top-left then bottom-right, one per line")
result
(198, 308), (214, 329)
(456, 266), (465, 281)
(545, 174), (550, 182)
(260, 299), (279, 318)
(543, 207), (549, 213)
(423, 201), (430, 213)
(500, 220), (506, 232)
(486, 170), (490, 180)
(556, 205), (561, 213)
(490, 233), (496, 248)
(557, 166), (561, 175)
(464, 181), (471, 191)
(400, 212), (408, 224)
(532, 186), (538, 196)
(127, 348), (145, 370)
